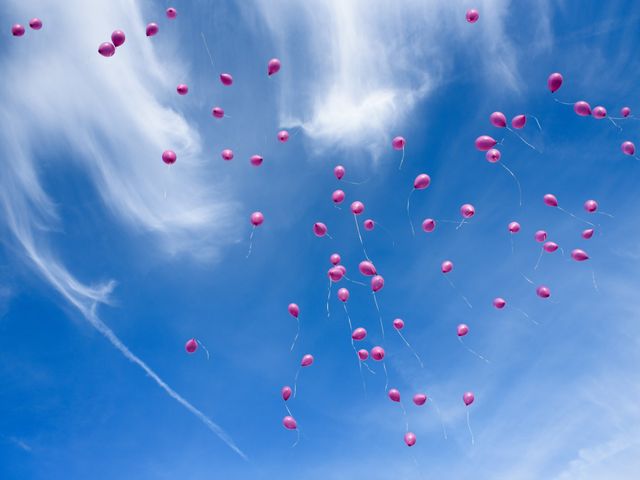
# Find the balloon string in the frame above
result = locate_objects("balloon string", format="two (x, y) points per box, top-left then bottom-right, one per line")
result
(342, 177), (371, 186)
(325, 233), (334, 240)
(507, 126), (538, 152)
(521, 273), (534, 285)
(514, 306), (539, 325)
(196, 340), (210, 360)
(246, 226), (256, 258)
(375, 221), (397, 246)
(396, 330), (424, 368)
(293, 367), (301, 398)
(343, 303), (367, 394)
(382, 360), (389, 392)
(597, 211), (614, 218)
(500, 162), (523, 207)
(407, 189), (416, 236)
(398, 146), (406, 170)
(200, 32), (215, 70)
(607, 117), (622, 131)
(592, 269), (599, 293)
(353, 214), (370, 261)
(458, 337), (490, 364)
(557, 206), (595, 227)
(466, 410), (475, 445)
(444, 275), (473, 309)
(291, 428), (300, 448)
(326, 279), (332, 319)
(554, 98), (575, 106)
(372, 292), (385, 339)
(528, 114), (543, 132)
(510, 235), (515, 255)
(455, 218), (466, 230)
(361, 361), (376, 375)
(284, 403), (293, 417)
(399, 401), (409, 432)
(534, 247), (544, 270)
(343, 275), (367, 287)
(430, 397), (448, 440)
(290, 316), (300, 352)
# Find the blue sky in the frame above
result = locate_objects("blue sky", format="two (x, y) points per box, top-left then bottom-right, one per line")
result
(2, 1), (640, 479)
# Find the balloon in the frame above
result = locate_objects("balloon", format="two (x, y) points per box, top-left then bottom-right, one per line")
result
(162, 150), (177, 165)
(392, 136), (406, 150)
(547, 72), (563, 93)
(332, 190), (345, 204)
(313, 222), (327, 237)
(250, 155), (263, 166)
(621, 107), (631, 117)
(278, 130), (289, 143)
(212, 107), (225, 118)
(282, 416), (297, 430)
(466, 9), (479, 23)
(359, 260), (377, 276)
(571, 249), (589, 261)
(511, 115), (526, 129)
(330, 253), (341, 265)
(388, 389), (401, 402)
(221, 149), (234, 161)
(414, 174), (431, 190)
(592, 106), (607, 119)
(493, 297), (506, 309)
(622, 141), (636, 156)
(371, 275), (384, 292)
(536, 286), (550, 298)
(337, 288), (350, 302)
(475, 135), (497, 151)
(371, 346), (385, 361)
(463, 391), (475, 406)
(12, 24), (25, 36)
(393, 318), (405, 330)
(460, 204), (475, 218)
(336, 265), (346, 277)
(543, 241), (558, 253)
(350, 201), (364, 215)
(574, 101), (592, 116)
(146, 23), (159, 37)
(363, 219), (375, 231)
(413, 394), (427, 406)
(457, 324), (469, 336)
(404, 432), (417, 447)
(535, 230), (548, 242)
(288, 303), (299, 318)
(250, 212), (264, 226)
(357, 349), (369, 360)
(486, 148), (501, 163)
(98, 42), (116, 57)
(301, 354), (314, 367)
(29, 18), (43, 30)
(543, 194), (558, 207)
(282, 386), (292, 401)
(185, 338), (198, 353)
(584, 200), (598, 213)
(176, 84), (188, 95)
(352, 327), (367, 340)
(111, 30), (125, 47)
(490, 112), (507, 128)
(328, 267), (344, 282)
(422, 218), (436, 232)
(220, 73), (233, 86)
(334, 165), (345, 180)
(508, 221), (521, 233)
(441, 260), (453, 273)
(582, 228), (594, 240)
(166, 7), (178, 19)
(268, 58), (281, 76)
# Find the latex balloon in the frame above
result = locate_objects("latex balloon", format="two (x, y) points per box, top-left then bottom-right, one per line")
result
(371, 275), (384, 292)
(371, 346), (385, 361)
(582, 228), (594, 240)
(162, 150), (177, 165)
(221, 149), (234, 161)
(584, 200), (598, 213)
(338, 288), (350, 302)
(334, 165), (345, 180)
(413, 394), (427, 406)
(414, 174), (431, 190)
(422, 218), (436, 232)
(460, 204), (475, 218)
(535, 230), (548, 242)
(98, 42), (116, 57)
(185, 338), (198, 353)
(357, 349), (369, 360)
(404, 432), (417, 447)
(622, 141), (636, 156)
(475, 135), (497, 151)
(332, 190), (345, 204)
(146, 23), (159, 37)
(508, 221), (521, 233)
(336, 265), (346, 276)
(592, 106), (607, 119)
(220, 73), (233, 86)
(466, 9), (479, 23)
(363, 219), (375, 231)
(283, 416), (297, 430)
(574, 101), (592, 116)
(543, 194), (559, 207)
(250, 155), (263, 166)
(441, 260), (453, 273)
(328, 267), (344, 282)
(393, 318), (405, 330)
(12, 24), (25, 36)
(176, 84), (188, 95)
(250, 212), (264, 226)
(543, 241), (558, 253)
(301, 354), (314, 367)
(268, 58), (281, 76)
(493, 297), (506, 309)
(352, 327), (367, 341)
(511, 114), (526, 129)
(536, 286), (550, 298)
(457, 324), (469, 336)
(166, 7), (178, 19)
(111, 30), (125, 47)
(351, 201), (364, 215)
(490, 112), (507, 128)
(392, 136), (406, 150)
(547, 72), (563, 93)
(621, 107), (631, 117)
(463, 391), (475, 406)
(288, 303), (299, 318)
(29, 18), (43, 30)
(571, 249), (589, 261)
(359, 260), (377, 276)
(388, 389), (401, 402)
(212, 107), (225, 118)
(330, 253), (341, 265)
(282, 386), (292, 401)
(486, 148), (501, 163)
(277, 130), (289, 143)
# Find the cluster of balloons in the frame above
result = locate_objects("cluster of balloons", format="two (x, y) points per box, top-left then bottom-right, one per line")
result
(11, 18), (42, 36)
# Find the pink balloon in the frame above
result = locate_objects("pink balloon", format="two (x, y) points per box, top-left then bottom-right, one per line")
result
(493, 297), (506, 309)
(543, 241), (558, 253)
(536, 286), (550, 298)
(176, 84), (188, 95)
(330, 253), (341, 265)
(282, 386), (292, 401)
(414, 174), (431, 190)
(463, 391), (475, 406)
(332, 190), (345, 204)
(584, 199), (598, 213)
(404, 432), (417, 447)
(574, 101), (592, 117)
(166, 7), (178, 19)
(582, 228), (594, 240)
(301, 354), (314, 367)
(350, 201), (364, 215)
(388, 389), (401, 402)
(543, 193), (558, 207)
(212, 107), (225, 118)
(441, 260), (453, 274)
(622, 141), (636, 156)
(465, 9), (479, 23)
(111, 30), (126, 47)
(146, 23), (159, 37)
(490, 112), (507, 128)
(460, 203), (475, 218)
(185, 338), (198, 353)
(508, 221), (521, 233)
(336, 265), (346, 276)
(371, 275), (385, 292)
(162, 150), (177, 165)
(363, 219), (375, 231)
(357, 349), (369, 360)
(29, 18), (43, 30)
(392, 136), (406, 150)
(371, 346), (385, 361)
(393, 318), (405, 330)
(98, 42), (116, 57)
(220, 73), (233, 86)
(328, 267), (344, 282)
(412, 393), (428, 407)
(422, 218), (436, 232)
(221, 149), (234, 161)
(282, 416), (297, 430)
(571, 249), (589, 261)
(250, 155), (263, 166)
(511, 115), (526, 129)
(359, 260), (377, 276)
(278, 130), (290, 143)
(313, 222), (327, 237)
(12, 24), (26, 37)
(486, 148), (501, 163)
(535, 230), (548, 242)
(250, 211), (264, 226)
(547, 72), (563, 93)
(334, 165), (345, 180)
(475, 135), (497, 151)
(337, 288), (350, 302)
(592, 106), (607, 119)
(621, 107), (631, 117)
(457, 324), (469, 337)
(352, 328), (367, 341)
(268, 58), (281, 76)
(288, 303), (299, 318)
